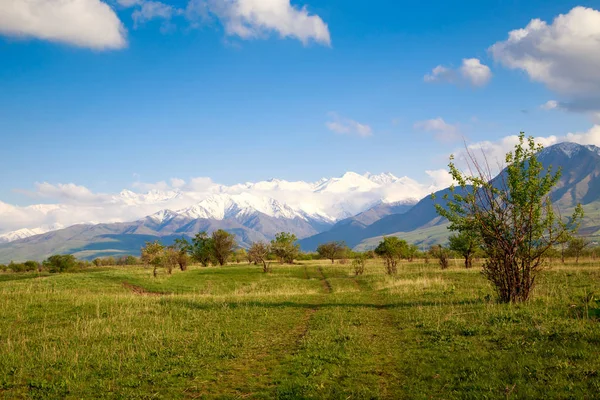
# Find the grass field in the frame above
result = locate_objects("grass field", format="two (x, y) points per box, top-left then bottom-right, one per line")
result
(1, 259), (599, 399)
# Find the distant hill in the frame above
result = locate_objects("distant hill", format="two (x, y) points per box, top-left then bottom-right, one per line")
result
(300, 142), (600, 251)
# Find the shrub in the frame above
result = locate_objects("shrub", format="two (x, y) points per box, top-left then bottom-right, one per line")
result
(352, 254), (367, 276)
(43, 255), (79, 273)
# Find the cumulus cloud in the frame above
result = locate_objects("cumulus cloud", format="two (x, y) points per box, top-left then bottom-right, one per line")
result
(1, 171), (453, 235)
(0, 0), (127, 50)
(425, 169), (454, 189)
(490, 6), (600, 116)
(425, 58), (492, 87)
(326, 113), (373, 137)
(414, 118), (461, 142)
(186, 0), (330, 45)
(453, 125), (600, 176)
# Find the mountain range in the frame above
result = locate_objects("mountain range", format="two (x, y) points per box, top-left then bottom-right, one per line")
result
(1, 142), (599, 262)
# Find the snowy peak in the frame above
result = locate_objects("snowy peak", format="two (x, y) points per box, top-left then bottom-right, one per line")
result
(178, 193), (308, 221)
(148, 209), (181, 223)
(315, 171), (379, 193)
(363, 172), (401, 185)
(0, 223), (64, 243)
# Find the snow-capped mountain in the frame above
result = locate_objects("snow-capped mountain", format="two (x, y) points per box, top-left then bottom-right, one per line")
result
(0, 171), (434, 243)
(0, 223), (64, 244)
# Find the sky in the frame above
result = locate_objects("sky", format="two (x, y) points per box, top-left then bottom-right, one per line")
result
(1, 0), (600, 224)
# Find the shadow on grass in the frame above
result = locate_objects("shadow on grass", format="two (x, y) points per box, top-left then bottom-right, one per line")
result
(0, 273), (50, 283)
(161, 297), (485, 311)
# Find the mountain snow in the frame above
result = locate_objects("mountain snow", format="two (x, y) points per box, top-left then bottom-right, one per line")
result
(0, 223), (64, 244)
(0, 171), (435, 242)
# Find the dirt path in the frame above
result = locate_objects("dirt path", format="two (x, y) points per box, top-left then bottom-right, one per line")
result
(122, 282), (164, 296)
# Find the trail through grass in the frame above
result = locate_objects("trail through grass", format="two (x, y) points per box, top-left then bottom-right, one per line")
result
(1, 260), (599, 399)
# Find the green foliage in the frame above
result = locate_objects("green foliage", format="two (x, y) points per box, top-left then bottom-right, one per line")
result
(271, 232), (300, 264)
(172, 237), (191, 271)
(567, 237), (590, 263)
(448, 231), (479, 268)
(316, 241), (348, 264)
(352, 253), (367, 276)
(43, 254), (78, 273)
(190, 232), (215, 267)
(248, 241), (271, 272)
(429, 244), (450, 269)
(374, 236), (408, 274)
(435, 132), (584, 303)
(211, 230), (236, 266)
(140, 241), (165, 277)
(116, 255), (139, 266)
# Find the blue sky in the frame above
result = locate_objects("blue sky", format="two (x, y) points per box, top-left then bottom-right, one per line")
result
(2, 0), (600, 206)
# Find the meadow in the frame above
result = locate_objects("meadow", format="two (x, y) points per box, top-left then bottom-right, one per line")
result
(1, 259), (599, 399)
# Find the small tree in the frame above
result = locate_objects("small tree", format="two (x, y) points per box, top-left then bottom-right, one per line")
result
(352, 253), (367, 276)
(212, 230), (236, 266)
(374, 237), (407, 275)
(163, 247), (180, 275)
(435, 133), (583, 303)
(316, 241), (348, 264)
(429, 244), (450, 269)
(448, 232), (479, 268)
(567, 237), (590, 264)
(271, 232), (300, 264)
(248, 242), (271, 273)
(173, 237), (191, 271)
(190, 232), (214, 267)
(141, 241), (165, 277)
(405, 244), (419, 262)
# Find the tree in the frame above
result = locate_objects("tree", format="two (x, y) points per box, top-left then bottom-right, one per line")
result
(234, 248), (247, 264)
(448, 232), (479, 268)
(173, 237), (191, 271)
(211, 230), (236, 266)
(190, 232), (214, 267)
(429, 244), (450, 269)
(352, 253), (367, 276)
(271, 232), (300, 264)
(435, 133), (583, 303)
(141, 241), (165, 277)
(248, 241), (271, 273)
(43, 254), (78, 273)
(406, 244), (419, 262)
(162, 247), (180, 275)
(374, 237), (407, 275)
(316, 241), (348, 264)
(567, 237), (590, 264)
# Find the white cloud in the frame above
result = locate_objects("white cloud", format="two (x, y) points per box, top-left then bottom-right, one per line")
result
(414, 118), (461, 142)
(455, 125), (600, 175)
(490, 7), (600, 115)
(1, 171), (453, 235)
(0, 0), (127, 50)
(326, 113), (373, 137)
(460, 58), (492, 87)
(170, 178), (186, 188)
(540, 100), (559, 110)
(424, 65), (454, 83)
(186, 0), (330, 45)
(425, 58), (492, 87)
(425, 169), (454, 189)
(132, 1), (177, 25)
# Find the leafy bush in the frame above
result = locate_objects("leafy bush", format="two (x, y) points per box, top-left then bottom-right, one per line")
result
(352, 254), (367, 276)
(43, 255), (79, 273)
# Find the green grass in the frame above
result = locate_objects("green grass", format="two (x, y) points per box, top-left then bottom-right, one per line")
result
(1, 260), (599, 399)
